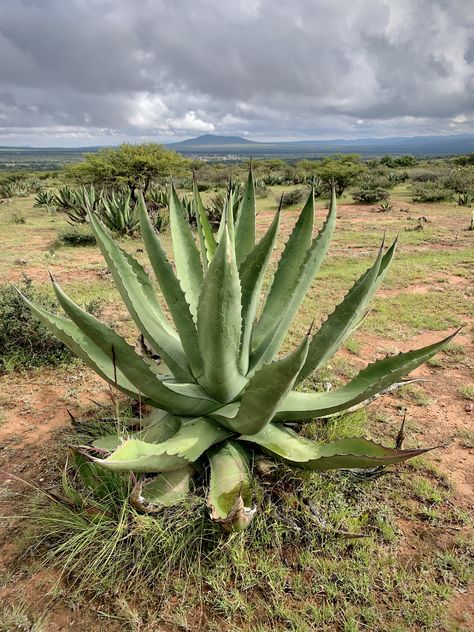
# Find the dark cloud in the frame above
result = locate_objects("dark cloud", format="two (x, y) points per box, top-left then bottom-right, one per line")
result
(0, 0), (473, 145)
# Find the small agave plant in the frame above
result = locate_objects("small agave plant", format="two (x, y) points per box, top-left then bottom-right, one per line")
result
(22, 169), (455, 531)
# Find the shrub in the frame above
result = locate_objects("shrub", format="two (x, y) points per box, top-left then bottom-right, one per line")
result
(352, 187), (389, 204)
(411, 184), (453, 203)
(0, 276), (74, 372)
(441, 168), (474, 194)
(279, 188), (306, 207)
(409, 169), (441, 183)
(55, 226), (97, 247)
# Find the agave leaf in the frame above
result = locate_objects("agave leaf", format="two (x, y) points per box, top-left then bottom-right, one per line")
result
(161, 380), (218, 401)
(215, 185), (234, 244)
(251, 187), (315, 351)
(298, 237), (397, 382)
(51, 280), (216, 416)
(197, 229), (248, 402)
(72, 450), (126, 500)
(138, 195), (203, 377)
(238, 206), (281, 374)
(275, 330), (458, 421)
(212, 336), (309, 435)
(193, 179), (217, 266)
(169, 184), (203, 318)
(207, 441), (255, 532)
(18, 292), (142, 400)
(88, 211), (190, 380)
(93, 412), (181, 451)
(241, 423), (430, 470)
(251, 188), (337, 371)
(93, 417), (233, 472)
(226, 184), (236, 241)
(234, 168), (256, 266)
(130, 465), (194, 511)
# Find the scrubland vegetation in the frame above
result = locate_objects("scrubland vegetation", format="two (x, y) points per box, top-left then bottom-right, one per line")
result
(0, 145), (473, 631)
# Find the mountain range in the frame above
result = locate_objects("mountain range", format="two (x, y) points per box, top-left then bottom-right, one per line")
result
(166, 133), (474, 157)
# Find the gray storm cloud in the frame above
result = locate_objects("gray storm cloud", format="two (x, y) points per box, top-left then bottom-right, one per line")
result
(0, 0), (473, 145)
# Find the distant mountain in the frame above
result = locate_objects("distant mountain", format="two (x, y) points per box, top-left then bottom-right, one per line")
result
(166, 133), (474, 157)
(167, 134), (259, 148)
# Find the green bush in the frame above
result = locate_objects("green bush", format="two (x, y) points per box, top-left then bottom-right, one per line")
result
(352, 187), (389, 204)
(279, 188), (306, 207)
(0, 277), (75, 371)
(411, 183), (453, 203)
(55, 226), (97, 247)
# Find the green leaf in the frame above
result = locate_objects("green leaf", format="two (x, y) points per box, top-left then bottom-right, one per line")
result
(240, 423), (430, 470)
(138, 194), (203, 378)
(169, 184), (203, 317)
(212, 336), (309, 435)
(251, 187), (315, 351)
(51, 280), (216, 416)
(297, 237), (397, 382)
(193, 179), (217, 266)
(93, 417), (233, 472)
(61, 460), (84, 506)
(234, 168), (256, 266)
(251, 188), (337, 371)
(197, 229), (248, 402)
(18, 291), (142, 400)
(238, 206), (281, 374)
(72, 450), (126, 500)
(93, 412), (181, 451)
(88, 211), (190, 380)
(275, 330), (459, 421)
(207, 441), (255, 532)
(130, 466), (194, 510)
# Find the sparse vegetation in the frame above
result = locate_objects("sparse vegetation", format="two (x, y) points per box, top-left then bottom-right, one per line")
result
(0, 276), (74, 372)
(20, 169), (456, 535)
(0, 149), (473, 630)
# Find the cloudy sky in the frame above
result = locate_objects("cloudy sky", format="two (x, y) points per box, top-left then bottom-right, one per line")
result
(0, 0), (473, 146)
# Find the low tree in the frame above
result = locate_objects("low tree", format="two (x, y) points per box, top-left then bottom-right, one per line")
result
(66, 143), (189, 201)
(315, 154), (365, 196)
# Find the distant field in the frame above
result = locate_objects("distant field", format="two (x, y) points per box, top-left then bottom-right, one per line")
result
(0, 147), (97, 171)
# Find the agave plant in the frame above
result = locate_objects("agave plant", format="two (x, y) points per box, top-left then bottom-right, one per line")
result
(0, 182), (17, 198)
(21, 168), (455, 531)
(457, 192), (473, 208)
(207, 181), (244, 229)
(56, 185), (99, 224)
(146, 186), (168, 210)
(100, 190), (140, 236)
(34, 189), (57, 213)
